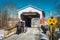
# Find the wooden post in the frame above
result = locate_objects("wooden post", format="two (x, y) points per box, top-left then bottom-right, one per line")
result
(50, 26), (53, 40)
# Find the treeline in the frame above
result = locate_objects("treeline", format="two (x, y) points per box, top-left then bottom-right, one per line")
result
(0, 10), (9, 29)
(0, 2), (17, 29)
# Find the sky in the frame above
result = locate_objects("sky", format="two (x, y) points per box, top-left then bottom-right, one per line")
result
(0, 0), (60, 19)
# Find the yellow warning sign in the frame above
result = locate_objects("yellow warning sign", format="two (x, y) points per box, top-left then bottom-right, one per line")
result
(46, 16), (57, 26)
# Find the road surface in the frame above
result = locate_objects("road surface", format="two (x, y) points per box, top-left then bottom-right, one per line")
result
(3, 28), (49, 40)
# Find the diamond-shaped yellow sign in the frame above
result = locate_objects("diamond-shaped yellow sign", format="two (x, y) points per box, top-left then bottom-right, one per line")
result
(46, 16), (57, 26)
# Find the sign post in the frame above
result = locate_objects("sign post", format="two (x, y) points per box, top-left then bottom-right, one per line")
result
(46, 16), (57, 40)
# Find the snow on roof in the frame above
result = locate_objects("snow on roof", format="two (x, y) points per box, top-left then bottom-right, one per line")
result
(17, 5), (44, 12)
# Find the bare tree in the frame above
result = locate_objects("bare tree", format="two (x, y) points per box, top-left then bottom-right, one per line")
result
(8, 2), (18, 18)
(0, 2), (9, 29)
(1, 10), (9, 28)
(0, 8), (2, 28)
(0, 1), (18, 29)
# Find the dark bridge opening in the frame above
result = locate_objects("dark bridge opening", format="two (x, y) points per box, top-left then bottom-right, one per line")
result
(21, 12), (40, 27)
